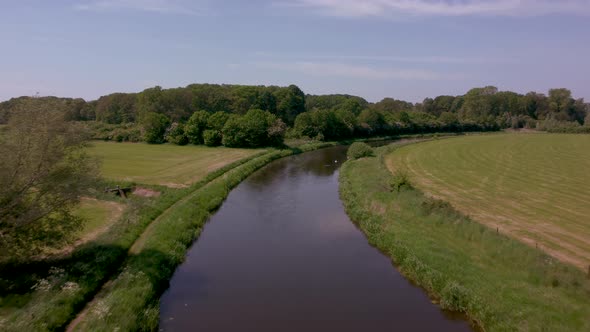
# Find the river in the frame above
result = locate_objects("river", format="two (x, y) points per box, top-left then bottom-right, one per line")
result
(159, 145), (472, 331)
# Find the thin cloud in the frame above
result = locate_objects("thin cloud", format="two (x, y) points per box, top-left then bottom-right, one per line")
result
(280, 0), (590, 18)
(255, 61), (442, 80)
(252, 51), (515, 64)
(74, 0), (201, 15)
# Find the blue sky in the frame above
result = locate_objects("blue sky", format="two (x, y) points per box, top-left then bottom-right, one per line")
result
(1, 0), (589, 102)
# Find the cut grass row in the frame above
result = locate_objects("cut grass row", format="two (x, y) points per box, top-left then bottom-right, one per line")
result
(0, 151), (269, 332)
(386, 133), (590, 269)
(89, 142), (264, 187)
(339, 142), (590, 331)
(68, 141), (339, 331)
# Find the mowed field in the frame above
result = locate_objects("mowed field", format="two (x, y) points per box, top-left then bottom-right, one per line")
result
(386, 133), (590, 270)
(89, 142), (264, 187)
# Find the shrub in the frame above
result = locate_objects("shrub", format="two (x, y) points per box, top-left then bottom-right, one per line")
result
(390, 170), (412, 192)
(347, 142), (374, 160)
(440, 281), (471, 313)
(141, 112), (170, 144)
(185, 111), (210, 144)
(203, 130), (222, 146)
(165, 122), (189, 145)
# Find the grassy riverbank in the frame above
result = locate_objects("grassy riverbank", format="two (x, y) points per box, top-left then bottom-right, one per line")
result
(68, 142), (337, 331)
(339, 142), (590, 331)
(0, 150), (268, 332)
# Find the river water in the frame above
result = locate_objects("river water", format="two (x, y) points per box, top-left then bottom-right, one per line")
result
(159, 145), (472, 331)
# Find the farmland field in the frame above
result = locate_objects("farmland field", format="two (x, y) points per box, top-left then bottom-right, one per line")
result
(89, 142), (264, 187)
(386, 133), (590, 269)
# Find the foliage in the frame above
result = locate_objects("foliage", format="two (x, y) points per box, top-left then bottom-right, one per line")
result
(389, 170), (412, 192)
(165, 122), (188, 145)
(185, 111), (209, 144)
(0, 104), (99, 260)
(206, 111), (230, 131)
(346, 142), (374, 160)
(222, 109), (284, 147)
(2, 85), (588, 145)
(202, 129), (222, 146)
(140, 112), (170, 144)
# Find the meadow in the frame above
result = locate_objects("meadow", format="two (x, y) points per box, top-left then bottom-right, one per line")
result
(89, 142), (264, 187)
(340, 141), (590, 331)
(386, 133), (590, 270)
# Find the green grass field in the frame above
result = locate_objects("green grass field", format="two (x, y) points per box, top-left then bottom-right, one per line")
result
(89, 142), (264, 187)
(340, 141), (590, 331)
(386, 133), (590, 270)
(72, 198), (124, 244)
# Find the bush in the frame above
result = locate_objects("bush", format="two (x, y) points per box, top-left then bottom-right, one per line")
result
(440, 282), (471, 313)
(141, 112), (170, 144)
(347, 142), (374, 160)
(221, 109), (283, 148)
(185, 111), (210, 144)
(203, 130), (222, 146)
(390, 170), (412, 192)
(165, 122), (189, 145)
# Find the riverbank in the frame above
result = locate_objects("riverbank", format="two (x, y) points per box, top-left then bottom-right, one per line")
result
(0, 150), (270, 332)
(67, 141), (341, 331)
(339, 141), (590, 331)
(0, 133), (484, 331)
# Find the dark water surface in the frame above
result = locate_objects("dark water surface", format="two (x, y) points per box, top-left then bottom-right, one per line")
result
(160, 146), (472, 331)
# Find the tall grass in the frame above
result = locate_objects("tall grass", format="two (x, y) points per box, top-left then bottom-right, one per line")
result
(339, 143), (590, 331)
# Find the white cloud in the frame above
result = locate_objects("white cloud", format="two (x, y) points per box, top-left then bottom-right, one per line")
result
(280, 0), (590, 17)
(74, 0), (200, 15)
(255, 61), (442, 80)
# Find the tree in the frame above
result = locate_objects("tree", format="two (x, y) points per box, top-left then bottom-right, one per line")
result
(0, 104), (98, 260)
(165, 122), (189, 145)
(206, 111), (230, 131)
(185, 111), (210, 144)
(358, 108), (386, 135)
(203, 129), (222, 146)
(141, 112), (170, 144)
(274, 85), (306, 125)
(221, 115), (247, 147)
(221, 109), (283, 147)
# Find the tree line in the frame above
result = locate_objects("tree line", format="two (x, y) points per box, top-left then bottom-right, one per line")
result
(1, 84), (588, 147)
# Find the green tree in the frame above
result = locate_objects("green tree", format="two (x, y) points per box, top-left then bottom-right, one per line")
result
(206, 111), (230, 131)
(141, 112), (170, 144)
(165, 122), (189, 145)
(203, 129), (222, 146)
(358, 108), (386, 135)
(0, 104), (99, 260)
(185, 111), (210, 144)
(274, 85), (306, 125)
(221, 115), (247, 147)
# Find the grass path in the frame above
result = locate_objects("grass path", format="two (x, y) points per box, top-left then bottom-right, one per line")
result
(386, 133), (590, 270)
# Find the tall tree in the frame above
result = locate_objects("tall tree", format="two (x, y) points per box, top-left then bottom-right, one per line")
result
(0, 103), (98, 260)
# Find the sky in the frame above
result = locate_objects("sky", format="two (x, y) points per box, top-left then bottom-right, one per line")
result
(1, 0), (589, 103)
